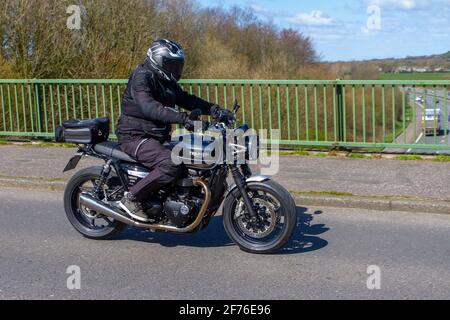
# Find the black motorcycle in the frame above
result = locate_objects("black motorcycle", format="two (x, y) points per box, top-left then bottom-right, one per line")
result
(57, 102), (297, 254)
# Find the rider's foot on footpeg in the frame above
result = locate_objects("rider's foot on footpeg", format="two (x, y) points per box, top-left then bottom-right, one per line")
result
(119, 192), (151, 222)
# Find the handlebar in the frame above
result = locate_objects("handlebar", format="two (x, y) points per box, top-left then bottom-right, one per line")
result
(187, 101), (241, 132)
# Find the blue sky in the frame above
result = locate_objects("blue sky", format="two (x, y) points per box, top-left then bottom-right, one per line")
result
(196, 0), (450, 61)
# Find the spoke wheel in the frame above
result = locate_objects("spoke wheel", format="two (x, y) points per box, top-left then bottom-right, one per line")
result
(234, 193), (281, 240)
(223, 180), (297, 254)
(64, 166), (125, 240)
(74, 179), (116, 230)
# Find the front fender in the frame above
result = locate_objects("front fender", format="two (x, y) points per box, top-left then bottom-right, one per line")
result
(225, 175), (271, 199)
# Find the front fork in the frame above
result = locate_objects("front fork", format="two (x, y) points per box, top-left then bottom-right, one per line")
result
(229, 164), (258, 217)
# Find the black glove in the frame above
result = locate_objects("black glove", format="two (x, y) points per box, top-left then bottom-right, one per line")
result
(182, 113), (209, 132)
(210, 105), (235, 124)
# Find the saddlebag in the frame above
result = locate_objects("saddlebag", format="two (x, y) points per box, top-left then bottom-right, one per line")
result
(55, 118), (110, 144)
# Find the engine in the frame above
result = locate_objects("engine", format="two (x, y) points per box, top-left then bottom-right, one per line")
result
(163, 196), (199, 228)
(163, 177), (203, 227)
(120, 163), (203, 227)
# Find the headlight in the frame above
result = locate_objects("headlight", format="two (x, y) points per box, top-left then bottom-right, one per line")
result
(245, 132), (259, 161)
(234, 125), (259, 161)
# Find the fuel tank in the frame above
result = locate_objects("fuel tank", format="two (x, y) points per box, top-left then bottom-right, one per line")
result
(170, 133), (222, 170)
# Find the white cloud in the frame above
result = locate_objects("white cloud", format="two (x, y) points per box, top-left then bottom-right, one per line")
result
(286, 10), (335, 26)
(250, 4), (269, 14)
(366, 0), (431, 10)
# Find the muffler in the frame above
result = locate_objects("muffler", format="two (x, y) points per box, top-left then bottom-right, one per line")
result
(79, 193), (138, 226)
(79, 179), (211, 233)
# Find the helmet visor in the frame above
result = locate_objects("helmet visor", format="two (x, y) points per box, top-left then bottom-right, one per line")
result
(162, 57), (184, 81)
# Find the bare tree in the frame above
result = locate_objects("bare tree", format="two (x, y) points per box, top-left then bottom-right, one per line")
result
(0, 0), (319, 79)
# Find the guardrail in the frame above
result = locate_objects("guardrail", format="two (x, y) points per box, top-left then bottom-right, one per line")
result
(0, 79), (449, 151)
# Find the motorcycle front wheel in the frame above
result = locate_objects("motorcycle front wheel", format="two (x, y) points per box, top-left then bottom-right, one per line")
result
(222, 180), (297, 254)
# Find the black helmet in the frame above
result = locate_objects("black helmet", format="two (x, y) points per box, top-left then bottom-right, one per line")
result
(146, 39), (185, 84)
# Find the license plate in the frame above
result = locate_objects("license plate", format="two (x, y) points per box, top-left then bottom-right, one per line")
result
(63, 152), (83, 172)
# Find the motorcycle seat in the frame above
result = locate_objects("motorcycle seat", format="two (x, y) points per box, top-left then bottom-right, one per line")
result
(94, 142), (138, 163)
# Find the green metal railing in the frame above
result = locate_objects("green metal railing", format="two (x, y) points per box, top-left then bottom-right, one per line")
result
(0, 79), (449, 151)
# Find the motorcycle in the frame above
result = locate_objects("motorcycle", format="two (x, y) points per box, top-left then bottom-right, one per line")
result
(58, 101), (297, 254)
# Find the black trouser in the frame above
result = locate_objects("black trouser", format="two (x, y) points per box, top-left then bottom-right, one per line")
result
(120, 138), (182, 201)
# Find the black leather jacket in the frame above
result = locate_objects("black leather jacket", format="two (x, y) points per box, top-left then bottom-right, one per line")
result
(116, 64), (213, 142)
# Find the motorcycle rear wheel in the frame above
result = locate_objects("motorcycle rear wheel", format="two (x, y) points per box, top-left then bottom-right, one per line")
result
(64, 166), (126, 240)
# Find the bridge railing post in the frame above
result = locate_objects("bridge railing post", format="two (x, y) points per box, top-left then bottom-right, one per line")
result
(33, 83), (43, 134)
(335, 80), (345, 143)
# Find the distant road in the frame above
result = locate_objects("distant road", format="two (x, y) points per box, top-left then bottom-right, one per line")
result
(409, 88), (450, 154)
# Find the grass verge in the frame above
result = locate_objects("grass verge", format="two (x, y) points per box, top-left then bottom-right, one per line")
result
(0, 174), (67, 182)
(291, 190), (443, 202)
(0, 140), (74, 148)
(394, 155), (424, 161)
(434, 155), (450, 162)
(346, 153), (368, 159)
(298, 190), (355, 197)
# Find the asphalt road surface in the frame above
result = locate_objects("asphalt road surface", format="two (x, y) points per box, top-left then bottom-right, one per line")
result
(1, 188), (450, 299)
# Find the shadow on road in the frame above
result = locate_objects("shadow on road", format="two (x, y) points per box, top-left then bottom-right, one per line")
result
(117, 206), (329, 254)
(119, 216), (234, 248)
(278, 206), (329, 255)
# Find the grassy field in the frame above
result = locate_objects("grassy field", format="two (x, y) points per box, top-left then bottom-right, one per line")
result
(379, 72), (450, 80)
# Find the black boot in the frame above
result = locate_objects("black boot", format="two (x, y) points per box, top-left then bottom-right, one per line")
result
(119, 192), (150, 222)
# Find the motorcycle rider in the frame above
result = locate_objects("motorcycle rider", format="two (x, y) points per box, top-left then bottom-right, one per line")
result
(116, 39), (231, 222)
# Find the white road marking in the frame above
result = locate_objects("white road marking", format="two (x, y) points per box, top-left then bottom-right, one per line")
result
(406, 102), (425, 153)
(415, 132), (424, 144)
(407, 132), (423, 153)
(416, 102), (425, 109)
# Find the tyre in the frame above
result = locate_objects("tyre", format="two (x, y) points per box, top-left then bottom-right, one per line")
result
(63, 166), (126, 240)
(222, 180), (297, 254)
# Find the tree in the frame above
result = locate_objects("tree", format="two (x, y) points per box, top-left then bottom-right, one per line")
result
(0, 0), (320, 79)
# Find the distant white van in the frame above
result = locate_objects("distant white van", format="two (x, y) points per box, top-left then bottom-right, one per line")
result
(423, 109), (442, 135)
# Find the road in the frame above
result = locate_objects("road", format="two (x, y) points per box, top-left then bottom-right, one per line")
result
(1, 188), (450, 299)
(409, 88), (450, 154)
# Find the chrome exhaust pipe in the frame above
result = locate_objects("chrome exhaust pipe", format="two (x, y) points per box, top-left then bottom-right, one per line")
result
(79, 179), (211, 233)
(79, 193), (138, 226)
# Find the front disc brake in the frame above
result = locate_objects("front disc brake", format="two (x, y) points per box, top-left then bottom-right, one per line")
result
(235, 197), (277, 239)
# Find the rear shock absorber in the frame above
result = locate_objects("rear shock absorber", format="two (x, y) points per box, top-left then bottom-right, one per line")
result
(93, 160), (112, 196)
